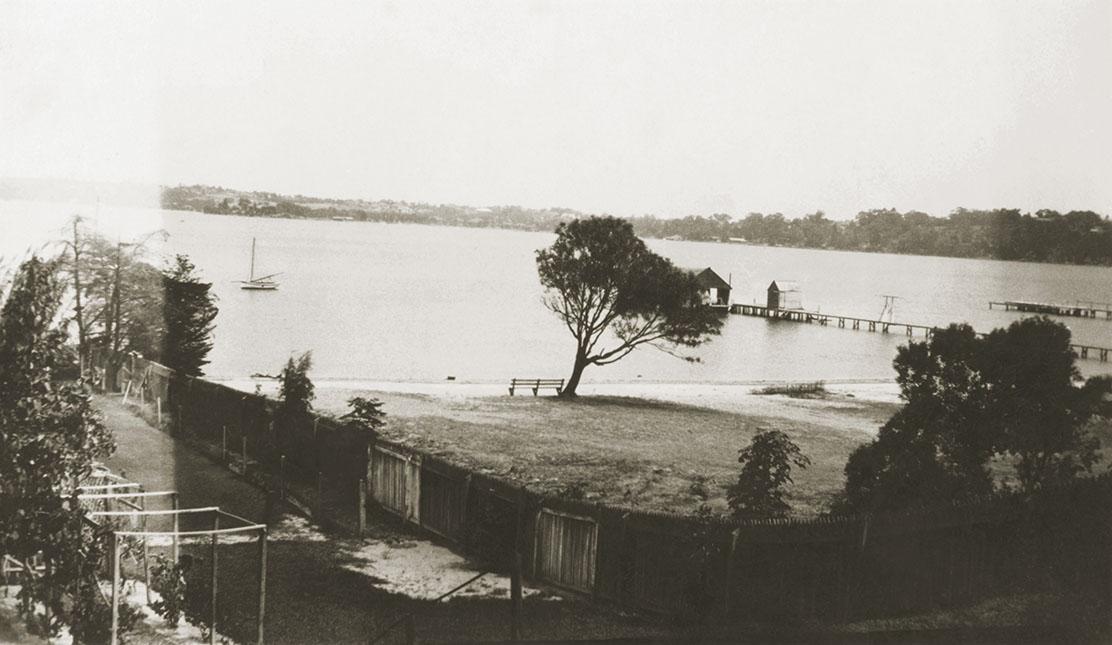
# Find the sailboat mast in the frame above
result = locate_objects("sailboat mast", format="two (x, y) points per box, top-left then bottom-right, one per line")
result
(250, 238), (256, 281)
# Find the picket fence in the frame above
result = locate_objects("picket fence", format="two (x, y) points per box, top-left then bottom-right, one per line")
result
(101, 353), (1112, 625)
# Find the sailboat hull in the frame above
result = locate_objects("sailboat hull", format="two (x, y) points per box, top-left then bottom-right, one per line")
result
(243, 237), (280, 290)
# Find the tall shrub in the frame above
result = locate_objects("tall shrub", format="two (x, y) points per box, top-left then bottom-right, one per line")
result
(0, 256), (132, 639)
(161, 255), (219, 376)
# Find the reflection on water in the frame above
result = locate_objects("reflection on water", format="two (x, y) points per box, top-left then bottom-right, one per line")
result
(4, 201), (1111, 382)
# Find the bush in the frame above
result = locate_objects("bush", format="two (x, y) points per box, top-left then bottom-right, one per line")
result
(725, 429), (810, 519)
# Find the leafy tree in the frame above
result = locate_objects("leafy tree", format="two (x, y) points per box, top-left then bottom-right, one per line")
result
(278, 351), (314, 416)
(161, 255), (219, 376)
(0, 256), (129, 640)
(840, 318), (1109, 513)
(981, 317), (1107, 491)
(725, 430), (810, 519)
(535, 216), (723, 396)
(73, 231), (165, 385)
(341, 396), (386, 435)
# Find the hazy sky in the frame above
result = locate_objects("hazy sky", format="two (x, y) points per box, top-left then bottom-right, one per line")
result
(2, 1), (1110, 218)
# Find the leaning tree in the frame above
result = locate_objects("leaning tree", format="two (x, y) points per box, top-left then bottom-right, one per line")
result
(536, 216), (723, 397)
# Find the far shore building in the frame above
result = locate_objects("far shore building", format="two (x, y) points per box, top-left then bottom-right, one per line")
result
(695, 268), (732, 308)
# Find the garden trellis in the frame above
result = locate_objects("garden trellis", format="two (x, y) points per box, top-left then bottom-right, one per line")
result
(78, 470), (268, 645)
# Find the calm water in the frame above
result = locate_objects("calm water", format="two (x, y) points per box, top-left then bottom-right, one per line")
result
(4, 201), (1112, 383)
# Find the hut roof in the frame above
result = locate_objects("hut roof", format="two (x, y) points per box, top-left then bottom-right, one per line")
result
(695, 268), (731, 290)
(768, 280), (800, 292)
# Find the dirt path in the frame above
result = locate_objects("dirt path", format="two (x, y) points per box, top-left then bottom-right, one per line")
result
(93, 395), (681, 644)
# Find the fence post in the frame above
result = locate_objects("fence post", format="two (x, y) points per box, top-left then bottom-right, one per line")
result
(257, 527), (267, 645)
(110, 531), (120, 645)
(156, 396), (162, 430)
(316, 471), (323, 517)
(358, 479), (367, 537)
(210, 514), (219, 645)
(221, 425), (228, 463)
(177, 404), (183, 436)
(279, 455), (287, 500)
(845, 515), (870, 621)
(171, 493), (180, 563)
(724, 527), (741, 617)
(142, 495), (151, 604)
(511, 551), (523, 640)
(404, 613), (415, 645)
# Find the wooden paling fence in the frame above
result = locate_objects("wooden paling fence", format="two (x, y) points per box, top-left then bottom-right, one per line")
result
(97, 354), (1112, 625)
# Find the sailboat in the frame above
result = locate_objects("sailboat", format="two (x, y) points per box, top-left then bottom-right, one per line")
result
(239, 238), (280, 290)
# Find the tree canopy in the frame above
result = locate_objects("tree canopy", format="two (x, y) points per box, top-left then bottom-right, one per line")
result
(161, 255), (219, 376)
(535, 216), (723, 396)
(726, 429), (810, 520)
(840, 317), (1110, 513)
(0, 256), (125, 639)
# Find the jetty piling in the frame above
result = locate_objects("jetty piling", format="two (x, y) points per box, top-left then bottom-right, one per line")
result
(989, 300), (1112, 320)
(730, 303), (1110, 362)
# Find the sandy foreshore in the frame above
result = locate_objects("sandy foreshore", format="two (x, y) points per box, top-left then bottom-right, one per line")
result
(212, 377), (903, 515)
(218, 377), (903, 411)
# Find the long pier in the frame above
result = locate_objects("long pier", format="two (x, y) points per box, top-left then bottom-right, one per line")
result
(730, 303), (1111, 362)
(989, 300), (1112, 320)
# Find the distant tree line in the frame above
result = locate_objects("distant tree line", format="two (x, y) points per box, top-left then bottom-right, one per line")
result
(632, 208), (1112, 265)
(162, 185), (1112, 266)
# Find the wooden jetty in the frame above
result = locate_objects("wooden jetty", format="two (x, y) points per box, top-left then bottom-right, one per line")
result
(731, 303), (1111, 362)
(989, 300), (1112, 320)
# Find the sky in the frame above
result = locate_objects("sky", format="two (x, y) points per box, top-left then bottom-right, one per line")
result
(1, 0), (1110, 219)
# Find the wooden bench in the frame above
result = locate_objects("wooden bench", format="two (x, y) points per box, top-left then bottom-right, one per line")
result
(509, 378), (564, 396)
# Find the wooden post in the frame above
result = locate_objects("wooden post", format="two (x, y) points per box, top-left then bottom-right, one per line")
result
(210, 514), (219, 645)
(404, 613), (415, 645)
(358, 479), (367, 537)
(316, 471), (323, 517)
(222, 425), (228, 463)
(110, 532), (121, 645)
(142, 495), (151, 604)
(724, 528), (741, 617)
(172, 493), (180, 563)
(156, 396), (162, 429)
(511, 551), (523, 641)
(43, 557), (52, 636)
(257, 527), (267, 645)
(279, 455), (287, 500)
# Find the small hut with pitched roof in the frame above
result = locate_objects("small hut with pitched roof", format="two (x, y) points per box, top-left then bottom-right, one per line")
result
(695, 268), (731, 308)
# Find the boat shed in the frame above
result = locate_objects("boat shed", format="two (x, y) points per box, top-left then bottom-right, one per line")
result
(767, 280), (802, 310)
(695, 268), (732, 307)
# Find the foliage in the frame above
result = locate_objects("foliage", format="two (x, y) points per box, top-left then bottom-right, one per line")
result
(840, 318), (1110, 513)
(755, 381), (826, 397)
(535, 216), (723, 396)
(278, 351), (315, 415)
(174, 554), (233, 643)
(63, 226), (165, 381)
(164, 185), (1112, 267)
(150, 555), (188, 626)
(725, 430), (810, 519)
(161, 255), (219, 376)
(340, 396), (386, 434)
(0, 256), (127, 641)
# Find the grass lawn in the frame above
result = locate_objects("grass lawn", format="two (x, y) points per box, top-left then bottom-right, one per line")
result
(312, 388), (901, 516)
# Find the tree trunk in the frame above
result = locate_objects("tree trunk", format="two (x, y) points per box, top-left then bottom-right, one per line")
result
(562, 352), (589, 397)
